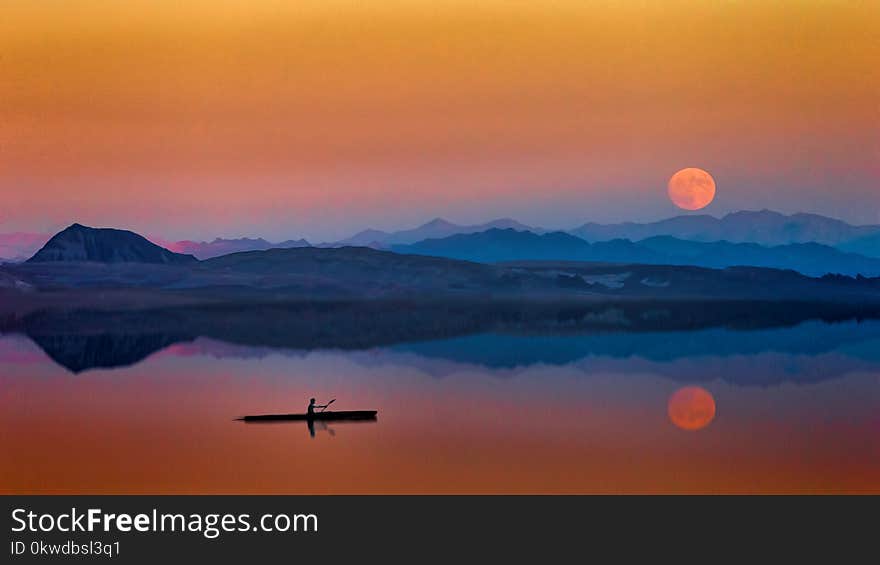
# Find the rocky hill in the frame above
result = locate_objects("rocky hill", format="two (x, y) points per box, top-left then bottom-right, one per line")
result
(28, 224), (196, 264)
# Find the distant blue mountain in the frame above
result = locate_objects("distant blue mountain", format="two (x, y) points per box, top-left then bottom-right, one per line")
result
(637, 236), (880, 276)
(335, 217), (541, 247)
(393, 228), (880, 277)
(392, 229), (655, 263)
(170, 237), (310, 260)
(571, 209), (880, 250)
(837, 232), (880, 259)
(337, 210), (880, 257)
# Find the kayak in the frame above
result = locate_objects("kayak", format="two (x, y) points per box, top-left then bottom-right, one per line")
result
(241, 410), (378, 422)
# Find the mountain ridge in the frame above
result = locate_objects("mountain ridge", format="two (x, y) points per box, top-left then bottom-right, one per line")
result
(335, 210), (880, 257)
(165, 237), (310, 259)
(6, 224), (880, 306)
(6, 208), (879, 261)
(571, 209), (880, 250)
(336, 217), (541, 247)
(393, 227), (880, 277)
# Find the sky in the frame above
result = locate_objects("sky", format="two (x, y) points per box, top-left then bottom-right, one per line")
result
(1, 1), (878, 241)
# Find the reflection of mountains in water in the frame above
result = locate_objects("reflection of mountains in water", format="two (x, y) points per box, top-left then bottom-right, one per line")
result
(29, 333), (190, 374)
(387, 322), (880, 385)
(7, 300), (880, 384)
(394, 320), (880, 366)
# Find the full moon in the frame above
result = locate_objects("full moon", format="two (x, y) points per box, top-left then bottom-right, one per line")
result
(667, 386), (716, 431)
(667, 167), (716, 210)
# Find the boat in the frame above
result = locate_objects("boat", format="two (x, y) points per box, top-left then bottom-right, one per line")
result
(240, 410), (378, 422)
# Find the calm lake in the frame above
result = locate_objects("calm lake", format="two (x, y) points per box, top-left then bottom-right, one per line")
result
(2, 301), (878, 493)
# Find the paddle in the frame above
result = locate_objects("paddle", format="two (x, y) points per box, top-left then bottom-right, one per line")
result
(320, 399), (336, 413)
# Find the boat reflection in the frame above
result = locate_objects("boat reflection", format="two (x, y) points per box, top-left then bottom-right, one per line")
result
(239, 417), (378, 439)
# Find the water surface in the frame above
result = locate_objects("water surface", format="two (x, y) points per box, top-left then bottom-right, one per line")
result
(2, 302), (878, 493)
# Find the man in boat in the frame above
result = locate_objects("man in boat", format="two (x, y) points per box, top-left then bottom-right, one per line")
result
(307, 398), (329, 417)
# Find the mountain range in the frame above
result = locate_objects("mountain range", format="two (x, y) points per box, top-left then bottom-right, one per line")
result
(393, 228), (880, 277)
(5, 223), (880, 308)
(569, 210), (880, 250)
(3, 209), (880, 278)
(345, 210), (880, 258)
(336, 217), (541, 247)
(3, 210), (880, 262)
(0, 233), (313, 262)
(163, 237), (310, 259)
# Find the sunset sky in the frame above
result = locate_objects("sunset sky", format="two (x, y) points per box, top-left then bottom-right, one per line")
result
(2, 1), (878, 241)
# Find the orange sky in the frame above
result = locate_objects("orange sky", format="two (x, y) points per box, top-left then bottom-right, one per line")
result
(1, 1), (878, 240)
